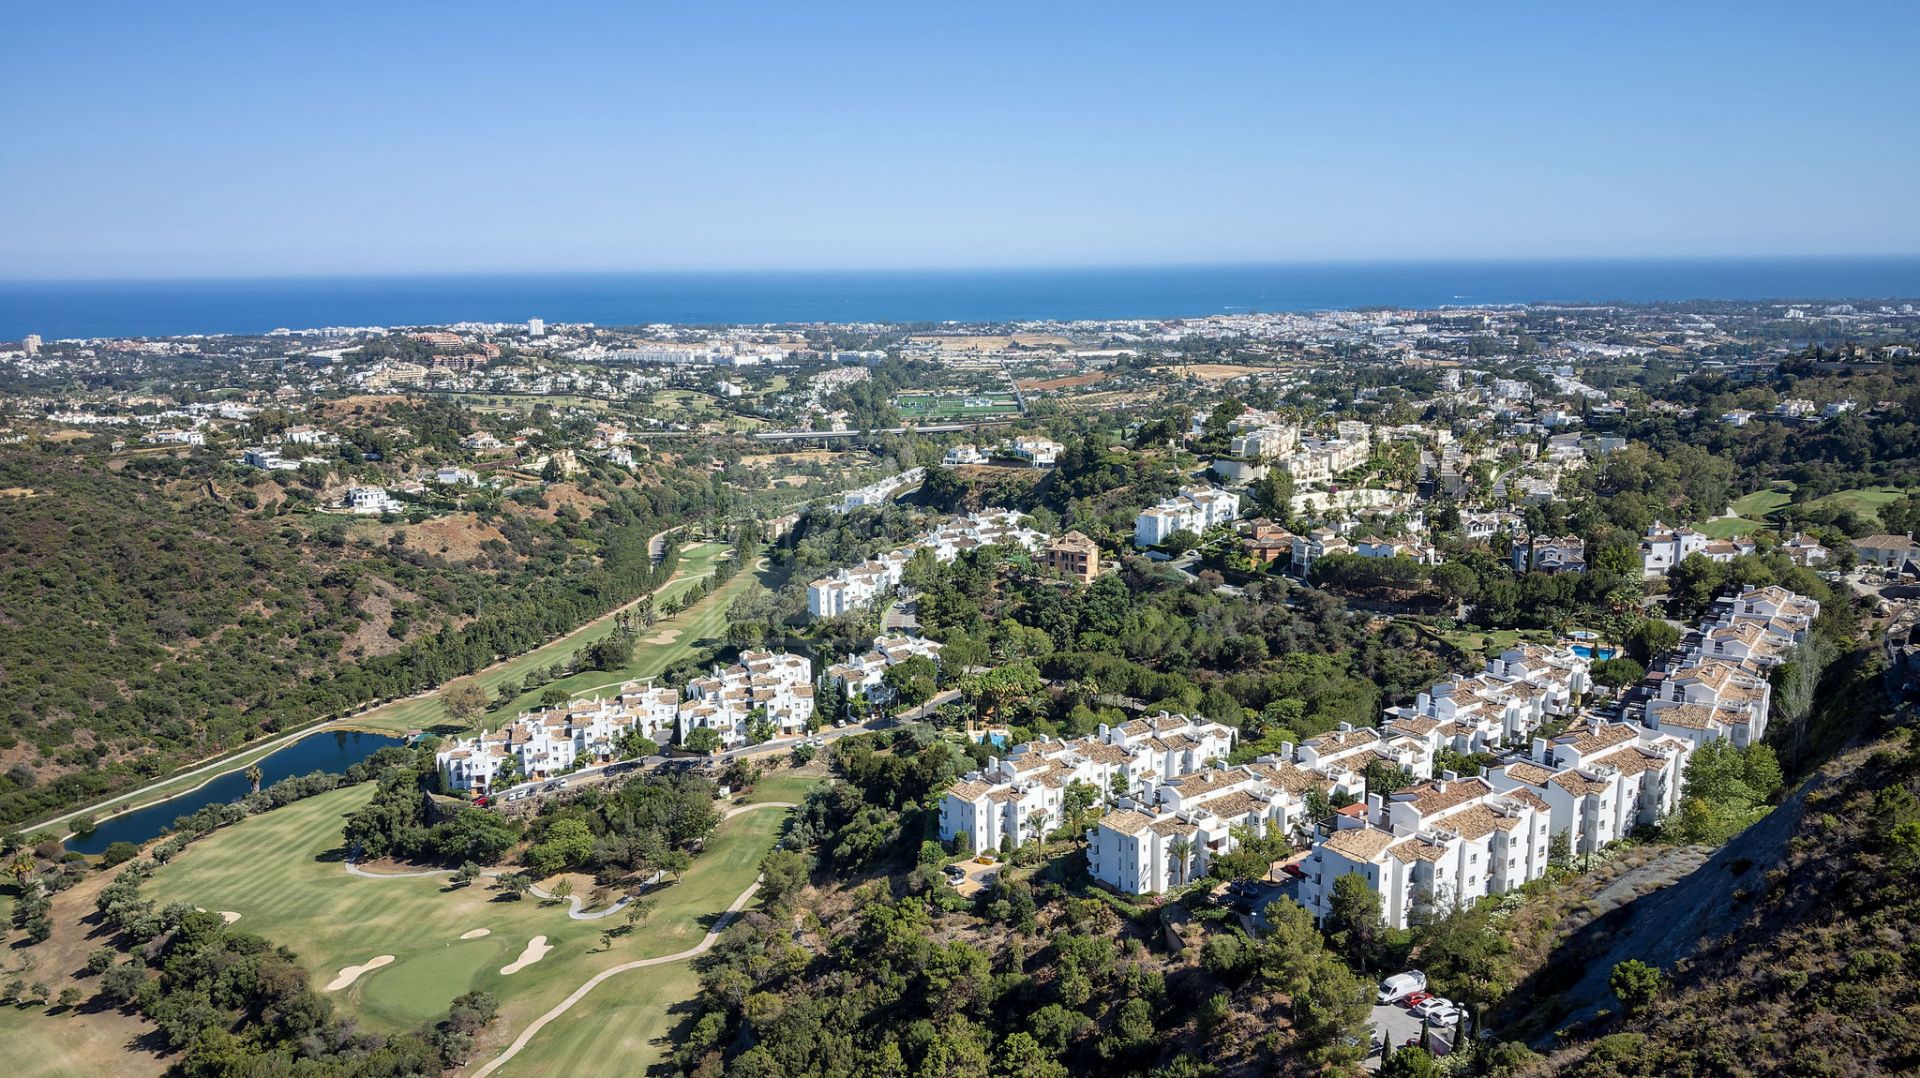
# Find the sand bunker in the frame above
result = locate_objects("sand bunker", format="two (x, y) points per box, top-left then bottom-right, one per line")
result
(459, 928), (491, 940)
(325, 955), (394, 991)
(500, 936), (552, 975)
(194, 907), (242, 924)
(678, 541), (701, 552)
(644, 629), (682, 645)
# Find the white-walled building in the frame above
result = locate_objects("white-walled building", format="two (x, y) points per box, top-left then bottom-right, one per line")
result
(825, 633), (944, 705)
(1640, 520), (1709, 577)
(807, 510), (1048, 620)
(678, 650), (816, 748)
(1134, 487), (1242, 547)
(346, 486), (403, 514)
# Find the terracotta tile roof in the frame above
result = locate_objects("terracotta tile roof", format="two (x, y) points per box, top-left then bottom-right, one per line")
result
(1322, 826), (1396, 862)
(1100, 809), (1157, 836)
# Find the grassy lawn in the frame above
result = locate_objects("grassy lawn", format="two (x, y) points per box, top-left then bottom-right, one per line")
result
(347, 542), (735, 737)
(143, 780), (811, 1042)
(1697, 517), (1766, 539)
(1429, 626), (1553, 658)
(0, 1004), (164, 1078)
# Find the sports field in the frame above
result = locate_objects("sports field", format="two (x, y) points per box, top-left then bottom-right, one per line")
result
(143, 777), (812, 1043)
(894, 393), (1021, 418)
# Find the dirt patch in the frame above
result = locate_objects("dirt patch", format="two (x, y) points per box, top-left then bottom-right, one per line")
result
(460, 928), (492, 940)
(325, 954), (395, 991)
(0, 486), (36, 497)
(1018, 371), (1110, 392)
(317, 394), (407, 419)
(402, 513), (509, 563)
(500, 936), (552, 975)
(44, 429), (93, 443)
(1148, 363), (1275, 382)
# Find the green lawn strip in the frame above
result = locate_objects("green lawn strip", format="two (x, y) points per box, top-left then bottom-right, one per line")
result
(142, 782), (808, 1039)
(345, 543), (731, 736)
(1696, 517), (1766, 539)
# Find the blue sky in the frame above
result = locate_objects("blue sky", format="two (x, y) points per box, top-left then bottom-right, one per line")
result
(2, 2), (1915, 279)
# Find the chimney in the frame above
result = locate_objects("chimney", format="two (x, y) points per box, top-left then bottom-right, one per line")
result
(1281, 740), (1295, 760)
(1441, 769), (1459, 782)
(1338, 722), (1354, 733)
(1531, 736), (1548, 762)
(1366, 792), (1383, 820)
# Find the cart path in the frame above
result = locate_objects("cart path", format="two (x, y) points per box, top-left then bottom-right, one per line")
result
(466, 802), (796, 1077)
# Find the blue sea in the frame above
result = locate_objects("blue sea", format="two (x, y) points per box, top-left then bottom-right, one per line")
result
(3, 257), (1919, 340)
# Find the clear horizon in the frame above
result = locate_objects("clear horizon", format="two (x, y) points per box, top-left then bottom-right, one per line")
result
(5, 2), (1917, 280)
(6, 253), (1920, 288)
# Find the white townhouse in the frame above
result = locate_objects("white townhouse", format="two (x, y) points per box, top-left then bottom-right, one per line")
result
(1302, 774), (1554, 929)
(1384, 645), (1588, 756)
(1277, 437), (1369, 484)
(825, 633), (944, 704)
(1228, 422), (1300, 459)
(678, 649), (815, 748)
(1289, 527), (1354, 576)
(942, 443), (986, 466)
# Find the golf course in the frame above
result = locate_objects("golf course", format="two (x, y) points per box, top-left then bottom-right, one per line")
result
(141, 773), (820, 1067)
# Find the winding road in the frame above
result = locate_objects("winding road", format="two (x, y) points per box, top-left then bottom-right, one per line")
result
(466, 801), (797, 1077)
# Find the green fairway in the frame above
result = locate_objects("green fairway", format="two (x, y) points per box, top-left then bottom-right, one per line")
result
(347, 542), (735, 736)
(143, 780), (810, 1041)
(1805, 485), (1911, 523)
(1728, 485), (1794, 519)
(491, 961), (702, 1076)
(1697, 517), (1766, 539)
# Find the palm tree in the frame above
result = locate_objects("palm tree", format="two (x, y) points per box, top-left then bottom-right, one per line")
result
(1167, 837), (1192, 886)
(245, 765), (263, 795)
(7, 851), (32, 886)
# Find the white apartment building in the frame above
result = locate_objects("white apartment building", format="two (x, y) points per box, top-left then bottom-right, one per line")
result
(806, 510), (1049, 619)
(1134, 487), (1242, 547)
(678, 650), (816, 748)
(1642, 585), (1818, 748)
(1487, 721), (1693, 860)
(825, 633), (944, 705)
(142, 428), (205, 446)
(1302, 774), (1553, 930)
(939, 713), (1236, 857)
(1228, 422), (1300, 459)
(1088, 757), (1331, 894)
(435, 688), (677, 795)
(1385, 645), (1591, 752)
(1278, 437), (1369, 484)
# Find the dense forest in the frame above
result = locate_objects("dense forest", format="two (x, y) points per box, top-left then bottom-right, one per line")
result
(0, 442), (725, 827)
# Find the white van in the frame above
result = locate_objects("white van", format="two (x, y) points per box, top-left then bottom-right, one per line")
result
(1377, 970), (1427, 1004)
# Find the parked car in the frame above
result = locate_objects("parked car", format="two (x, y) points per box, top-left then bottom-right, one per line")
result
(944, 864), (966, 880)
(1427, 1005), (1464, 1028)
(1411, 996), (1455, 1020)
(1402, 990), (1433, 1009)
(1376, 971), (1428, 1004)
(553, 779), (569, 789)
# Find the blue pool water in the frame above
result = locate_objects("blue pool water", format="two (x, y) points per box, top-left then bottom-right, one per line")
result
(1570, 645), (1618, 660)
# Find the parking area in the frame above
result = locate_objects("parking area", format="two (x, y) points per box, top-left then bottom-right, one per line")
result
(945, 857), (1000, 897)
(1364, 1003), (1457, 1069)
